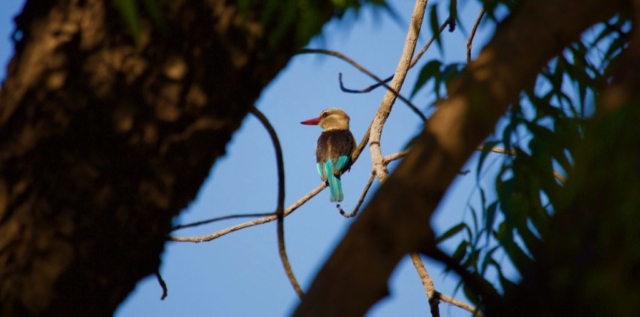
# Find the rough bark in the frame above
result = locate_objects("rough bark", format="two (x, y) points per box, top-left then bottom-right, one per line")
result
(0, 0), (336, 315)
(293, 0), (625, 316)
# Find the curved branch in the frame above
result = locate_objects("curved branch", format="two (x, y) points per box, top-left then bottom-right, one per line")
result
(298, 49), (426, 122)
(466, 8), (485, 63)
(338, 17), (450, 94)
(249, 107), (304, 298)
(340, 171), (376, 218)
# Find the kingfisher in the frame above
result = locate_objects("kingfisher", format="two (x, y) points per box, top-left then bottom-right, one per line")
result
(301, 108), (357, 202)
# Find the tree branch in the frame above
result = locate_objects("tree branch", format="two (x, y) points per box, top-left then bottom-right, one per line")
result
(466, 8), (485, 63)
(370, 0), (428, 184)
(410, 253), (439, 317)
(171, 213), (275, 231)
(299, 49), (426, 122)
(337, 16), (449, 94)
(339, 171), (376, 218)
(169, 183), (326, 242)
(249, 107), (304, 298)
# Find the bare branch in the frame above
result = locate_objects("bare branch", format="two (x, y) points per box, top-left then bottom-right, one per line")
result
(370, 0), (428, 184)
(338, 16), (450, 94)
(383, 150), (410, 163)
(467, 8), (486, 63)
(411, 18), (450, 69)
(171, 213), (276, 231)
(299, 49), (426, 122)
(475, 145), (567, 183)
(437, 293), (483, 317)
(340, 171), (376, 218)
(476, 145), (516, 155)
(410, 253), (440, 317)
(169, 183), (326, 242)
(338, 72), (392, 93)
(154, 269), (168, 300)
(248, 107), (304, 298)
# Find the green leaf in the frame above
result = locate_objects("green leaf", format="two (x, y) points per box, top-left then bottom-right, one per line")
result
(435, 222), (466, 244)
(477, 140), (500, 179)
(480, 246), (499, 274)
(463, 282), (480, 306)
(484, 201), (498, 239)
(410, 60), (442, 99)
(429, 5), (444, 56)
(452, 240), (469, 262)
(141, 0), (168, 34)
(113, 0), (142, 46)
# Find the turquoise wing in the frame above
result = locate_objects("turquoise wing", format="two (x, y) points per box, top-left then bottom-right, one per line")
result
(316, 162), (328, 181)
(332, 155), (351, 174)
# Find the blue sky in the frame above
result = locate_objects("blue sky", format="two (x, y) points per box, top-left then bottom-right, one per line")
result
(0, 1), (506, 316)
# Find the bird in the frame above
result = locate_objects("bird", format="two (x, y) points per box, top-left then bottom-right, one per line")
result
(301, 108), (357, 202)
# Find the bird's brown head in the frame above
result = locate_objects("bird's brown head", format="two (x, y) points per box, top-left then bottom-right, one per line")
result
(300, 108), (350, 131)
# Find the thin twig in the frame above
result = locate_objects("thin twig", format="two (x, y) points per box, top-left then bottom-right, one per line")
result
(383, 150), (410, 163)
(410, 253), (440, 317)
(411, 18), (450, 69)
(338, 17), (450, 95)
(171, 213), (276, 231)
(466, 8), (485, 63)
(437, 293), (483, 317)
(299, 49), (426, 122)
(370, 0), (428, 184)
(476, 145), (517, 155)
(475, 145), (567, 183)
(338, 72), (392, 93)
(154, 269), (168, 300)
(169, 183), (326, 242)
(340, 171), (376, 218)
(249, 107), (304, 298)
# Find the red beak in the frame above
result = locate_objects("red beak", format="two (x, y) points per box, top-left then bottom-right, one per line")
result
(300, 117), (321, 125)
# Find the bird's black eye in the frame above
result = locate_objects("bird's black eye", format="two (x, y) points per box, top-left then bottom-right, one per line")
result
(322, 112), (329, 118)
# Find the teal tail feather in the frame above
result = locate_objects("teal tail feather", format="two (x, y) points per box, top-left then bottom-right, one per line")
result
(325, 160), (344, 202)
(327, 173), (343, 202)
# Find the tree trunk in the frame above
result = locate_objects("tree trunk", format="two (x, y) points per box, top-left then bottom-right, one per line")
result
(0, 0), (335, 315)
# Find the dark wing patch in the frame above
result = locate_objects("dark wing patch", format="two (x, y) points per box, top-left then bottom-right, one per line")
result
(316, 130), (356, 168)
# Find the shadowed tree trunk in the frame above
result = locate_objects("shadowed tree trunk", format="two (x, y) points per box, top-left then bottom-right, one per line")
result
(0, 0), (339, 315)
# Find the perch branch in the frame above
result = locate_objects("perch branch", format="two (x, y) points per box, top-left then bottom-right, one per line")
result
(169, 183), (326, 242)
(171, 213), (275, 231)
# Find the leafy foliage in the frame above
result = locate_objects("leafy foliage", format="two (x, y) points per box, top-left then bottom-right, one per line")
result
(426, 0), (633, 307)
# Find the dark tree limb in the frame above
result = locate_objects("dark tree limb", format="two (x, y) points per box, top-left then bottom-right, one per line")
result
(293, 0), (624, 316)
(0, 0), (342, 315)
